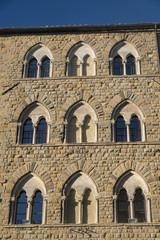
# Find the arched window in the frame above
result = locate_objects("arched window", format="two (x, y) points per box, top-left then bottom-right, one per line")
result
(82, 189), (95, 224)
(15, 191), (27, 224)
(117, 189), (129, 223)
(62, 172), (98, 224)
(22, 118), (33, 144)
(130, 115), (141, 142)
(115, 116), (127, 142)
(36, 118), (47, 144)
(27, 58), (38, 78)
(113, 171), (151, 223)
(134, 188), (146, 222)
(23, 44), (53, 78)
(41, 57), (50, 77)
(17, 102), (50, 144)
(113, 56), (123, 75)
(66, 42), (96, 76)
(31, 191), (43, 224)
(65, 101), (98, 144)
(126, 55), (136, 75)
(111, 100), (145, 142)
(9, 173), (47, 225)
(109, 41), (140, 75)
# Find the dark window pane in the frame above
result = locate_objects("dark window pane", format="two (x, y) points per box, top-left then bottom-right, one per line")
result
(117, 189), (129, 223)
(41, 58), (50, 78)
(116, 116), (127, 142)
(32, 191), (43, 224)
(22, 119), (33, 144)
(28, 58), (37, 78)
(134, 188), (146, 222)
(36, 118), (47, 144)
(126, 56), (136, 75)
(16, 191), (27, 224)
(130, 116), (141, 142)
(113, 56), (123, 75)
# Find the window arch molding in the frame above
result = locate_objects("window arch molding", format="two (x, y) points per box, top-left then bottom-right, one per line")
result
(66, 42), (97, 76)
(109, 41), (140, 75)
(64, 101), (98, 143)
(61, 171), (99, 224)
(17, 102), (51, 144)
(111, 100), (146, 142)
(113, 170), (151, 223)
(23, 43), (54, 78)
(9, 172), (47, 224)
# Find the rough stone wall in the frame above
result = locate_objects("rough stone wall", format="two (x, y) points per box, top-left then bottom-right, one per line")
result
(0, 27), (160, 239)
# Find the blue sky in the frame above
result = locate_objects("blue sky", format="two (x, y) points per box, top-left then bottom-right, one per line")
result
(0, 0), (160, 28)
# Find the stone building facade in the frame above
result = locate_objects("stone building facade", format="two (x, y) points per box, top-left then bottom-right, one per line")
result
(0, 23), (160, 239)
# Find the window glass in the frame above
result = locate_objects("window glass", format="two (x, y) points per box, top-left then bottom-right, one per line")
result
(16, 191), (27, 224)
(36, 118), (47, 144)
(126, 55), (136, 75)
(28, 58), (38, 78)
(116, 116), (127, 142)
(32, 191), (43, 224)
(134, 188), (146, 222)
(41, 57), (50, 77)
(22, 118), (33, 144)
(130, 116), (141, 142)
(113, 56), (123, 75)
(117, 189), (129, 223)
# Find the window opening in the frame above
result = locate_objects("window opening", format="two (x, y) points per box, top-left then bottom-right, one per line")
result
(130, 116), (141, 142)
(116, 116), (127, 142)
(36, 118), (47, 144)
(117, 189), (129, 223)
(134, 188), (146, 222)
(22, 119), (33, 144)
(16, 191), (27, 224)
(113, 56), (123, 75)
(31, 191), (43, 224)
(126, 55), (136, 75)
(28, 58), (38, 78)
(41, 57), (50, 77)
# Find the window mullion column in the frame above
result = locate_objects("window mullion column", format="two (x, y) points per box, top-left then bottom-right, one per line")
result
(146, 195), (151, 223)
(42, 196), (47, 224)
(32, 124), (37, 144)
(113, 195), (117, 223)
(37, 61), (41, 78)
(78, 196), (83, 224)
(129, 197), (134, 219)
(26, 197), (32, 222)
(80, 60), (83, 76)
(123, 59), (126, 75)
(17, 123), (22, 144)
(79, 122), (83, 143)
(126, 121), (130, 142)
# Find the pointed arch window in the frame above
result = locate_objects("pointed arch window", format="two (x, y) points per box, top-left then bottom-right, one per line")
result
(134, 188), (146, 222)
(113, 56), (123, 75)
(22, 118), (33, 144)
(15, 191), (27, 224)
(126, 55), (136, 75)
(117, 189), (129, 223)
(36, 118), (47, 144)
(41, 57), (50, 78)
(130, 115), (141, 142)
(28, 58), (38, 78)
(115, 116), (127, 142)
(31, 191), (43, 224)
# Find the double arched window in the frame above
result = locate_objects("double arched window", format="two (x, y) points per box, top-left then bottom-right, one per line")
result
(9, 173), (47, 224)
(66, 42), (96, 76)
(23, 44), (53, 78)
(62, 172), (99, 224)
(109, 41), (140, 75)
(64, 101), (98, 143)
(17, 102), (51, 144)
(115, 115), (141, 142)
(111, 100), (145, 142)
(113, 171), (151, 223)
